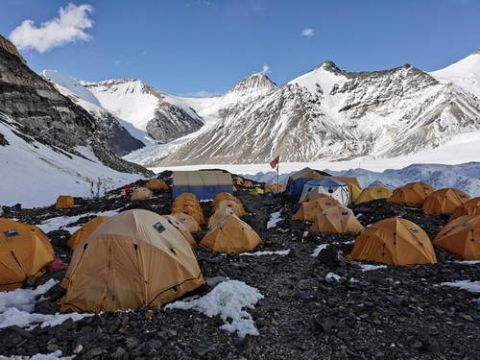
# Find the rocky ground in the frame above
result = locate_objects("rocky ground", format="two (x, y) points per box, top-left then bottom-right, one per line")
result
(1, 177), (480, 359)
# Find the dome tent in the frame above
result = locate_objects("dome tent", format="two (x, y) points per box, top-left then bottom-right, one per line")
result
(299, 178), (350, 205)
(130, 187), (153, 201)
(450, 197), (480, 221)
(212, 192), (241, 210)
(310, 206), (364, 234)
(354, 186), (393, 205)
(56, 195), (74, 209)
(67, 216), (110, 250)
(434, 215), (480, 260)
(423, 188), (470, 215)
(207, 207), (237, 229)
(292, 196), (340, 222)
(164, 215), (197, 247)
(388, 182), (435, 207)
(146, 179), (169, 191)
(216, 199), (246, 217)
(171, 212), (201, 233)
(347, 218), (437, 266)
(0, 218), (54, 291)
(286, 167), (329, 200)
(171, 194), (205, 225)
(60, 209), (204, 312)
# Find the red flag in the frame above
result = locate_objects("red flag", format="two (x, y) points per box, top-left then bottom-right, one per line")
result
(270, 155), (279, 169)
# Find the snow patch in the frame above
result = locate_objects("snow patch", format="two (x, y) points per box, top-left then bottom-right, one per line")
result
(357, 264), (387, 272)
(440, 280), (480, 293)
(0, 279), (57, 313)
(38, 209), (119, 233)
(325, 272), (341, 282)
(240, 250), (290, 257)
(0, 351), (74, 360)
(311, 244), (329, 257)
(266, 211), (282, 229)
(166, 280), (263, 337)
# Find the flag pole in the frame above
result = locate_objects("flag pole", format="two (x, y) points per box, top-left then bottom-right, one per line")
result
(276, 161), (279, 189)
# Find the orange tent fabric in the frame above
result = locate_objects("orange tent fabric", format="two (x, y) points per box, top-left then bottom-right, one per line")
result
(264, 184), (286, 193)
(212, 192), (241, 209)
(60, 209), (204, 312)
(146, 179), (169, 191)
(450, 197), (480, 221)
(171, 197), (205, 225)
(164, 215), (196, 247)
(130, 187), (153, 201)
(310, 206), (364, 234)
(301, 192), (332, 204)
(67, 216), (110, 250)
(171, 212), (201, 233)
(292, 196), (340, 221)
(423, 188), (470, 215)
(354, 187), (393, 205)
(0, 219), (54, 291)
(207, 207), (237, 229)
(388, 182), (435, 207)
(243, 180), (254, 188)
(200, 215), (262, 253)
(433, 215), (480, 260)
(176, 192), (199, 203)
(347, 218), (437, 265)
(56, 195), (74, 209)
(216, 200), (246, 217)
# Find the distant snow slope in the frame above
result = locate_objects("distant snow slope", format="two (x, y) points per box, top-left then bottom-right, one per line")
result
(430, 49), (480, 99)
(0, 114), (141, 207)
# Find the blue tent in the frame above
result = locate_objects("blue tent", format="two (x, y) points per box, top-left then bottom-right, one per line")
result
(299, 178), (350, 205)
(172, 171), (233, 201)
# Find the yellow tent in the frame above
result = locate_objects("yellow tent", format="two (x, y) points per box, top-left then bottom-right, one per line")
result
(0, 219), (54, 291)
(264, 183), (286, 193)
(207, 207), (237, 229)
(201, 215), (262, 253)
(212, 192), (242, 209)
(164, 215), (196, 247)
(171, 212), (201, 233)
(434, 215), (480, 260)
(60, 209), (204, 312)
(423, 188), (470, 215)
(56, 195), (74, 209)
(292, 196), (340, 221)
(450, 197), (480, 221)
(249, 187), (265, 196)
(388, 182), (435, 207)
(67, 216), (110, 250)
(130, 187), (153, 201)
(310, 206), (364, 234)
(146, 179), (169, 191)
(347, 218), (437, 265)
(172, 196), (205, 225)
(216, 199), (246, 217)
(354, 186), (393, 205)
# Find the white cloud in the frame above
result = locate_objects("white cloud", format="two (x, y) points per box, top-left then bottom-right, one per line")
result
(261, 64), (270, 74)
(9, 3), (94, 53)
(301, 28), (315, 38)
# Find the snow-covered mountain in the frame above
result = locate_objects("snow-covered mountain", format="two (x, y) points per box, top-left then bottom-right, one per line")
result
(157, 61), (480, 165)
(0, 35), (149, 206)
(430, 49), (480, 99)
(84, 79), (204, 143)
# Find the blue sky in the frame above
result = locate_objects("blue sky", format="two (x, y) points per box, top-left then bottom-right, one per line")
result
(1, 0), (480, 96)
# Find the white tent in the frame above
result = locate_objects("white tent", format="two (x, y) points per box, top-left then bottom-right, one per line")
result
(299, 178), (351, 205)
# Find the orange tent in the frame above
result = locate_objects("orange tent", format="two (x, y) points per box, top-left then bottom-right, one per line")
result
(243, 180), (254, 188)
(171, 203), (205, 225)
(292, 196), (340, 221)
(164, 215), (196, 247)
(56, 195), (74, 209)
(388, 182), (435, 207)
(433, 215), (480, 260)
(264, 183), (286, 193)
(347, 218), (437, 265)
(450, 197), (480, 221)
(216, 200), (246, 217)
(212, 192), (241, 209)
(176, 192), (199, 203)
(423, 188), (470, 215)
(0, 219), (54, 291)
(354, 187), (393, 205)
(67, 216), (110, 250)
(131, 187), (153, 201)
(146, 179), (169, 191)
(310, 206), (364, 234)
(171, 212), (201, 233)
(200, 215), (262, 253)
(60, 209), (204, 312)
(207, 207), (236, 229)
(301, 192), (332, 204)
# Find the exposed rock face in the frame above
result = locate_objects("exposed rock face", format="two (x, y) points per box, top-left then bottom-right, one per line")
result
(0, 36), (149, 175)
(97, 112), (145, 156)
(0, 35), (26, 64)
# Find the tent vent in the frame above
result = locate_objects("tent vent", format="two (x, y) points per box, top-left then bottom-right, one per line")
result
(153, 222), (166, 233)
(4, 230), (19, 238)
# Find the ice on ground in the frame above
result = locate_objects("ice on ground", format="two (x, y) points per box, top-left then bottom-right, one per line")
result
(311, 244), (329, 257)
(440, 280), (480, 293)
(325, 272), (341, 282)
(0, 279), (57, 313)
(0, 280), (93, 330)
(38, 209), (119, 233)
(266, 211), (282, 229)
(240, 249), (290, 257)
(357, 264), (387, 272)
(166, 280), (264, 338)
(451, 260), (480, 265)
(0, 350), (73, 359)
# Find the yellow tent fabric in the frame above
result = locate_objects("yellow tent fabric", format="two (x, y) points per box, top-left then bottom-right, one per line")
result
(310, 206), (364, 234)
(388, 182), (435, 207)
(0, 218), (54, 291)
(207, 207), (237, 229)
(264, 183), (286, 193)
(347, 218), (437, 265)
(243, 180), (254, 188)
(60, 209), (204, 312)
(212, 192), (241, 209)
(450, 197), (480, 221)
(130, 187), (153, 201)
(67, 216), (110, 250)
(146, 179), (169, 191)
(56, 195), (74, 209)
(176, 192), (199, 203)
(354, 187), (393, 205)
(172, 196), (205, 225)
(302, 193), (332, 204)
(171, 212), (201, 233)
(249, 187), (264, 196)
(423, 188), (470, 215)
(434, 215), (480, 260)
(233, 176), (244, 186)
(164, 215), (196, 247)
(200, 215), (262, 253)
(216, 200), (246, 217)
(292, 196), (340, 221)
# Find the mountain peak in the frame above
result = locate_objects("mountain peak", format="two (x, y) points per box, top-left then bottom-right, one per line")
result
(0, 34), (26, 64)
(228, 72), (277, 96)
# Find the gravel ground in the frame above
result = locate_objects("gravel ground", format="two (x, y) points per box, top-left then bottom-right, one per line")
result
(1, 184), (480, 359)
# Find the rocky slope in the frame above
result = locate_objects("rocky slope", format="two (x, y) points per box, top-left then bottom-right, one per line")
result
(85, 79), (204, 143)
(159, 61), (480, 165)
